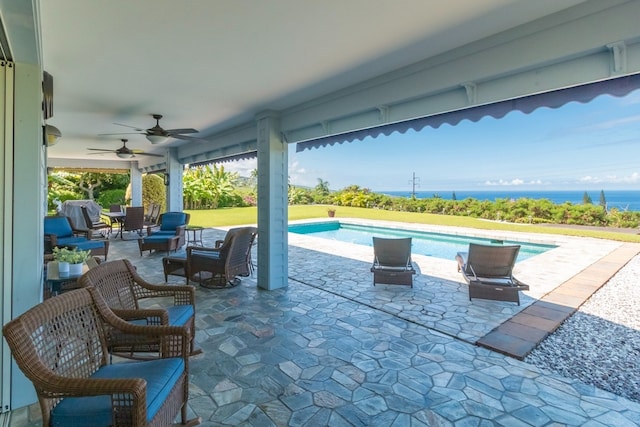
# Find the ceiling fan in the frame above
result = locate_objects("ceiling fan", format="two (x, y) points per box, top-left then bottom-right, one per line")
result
(101, 113), (206, 144)
(87, 139), (164, 159)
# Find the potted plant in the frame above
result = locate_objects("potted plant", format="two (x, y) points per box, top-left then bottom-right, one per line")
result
(52, 246), (91, 277)
(327, 208), (336, 218)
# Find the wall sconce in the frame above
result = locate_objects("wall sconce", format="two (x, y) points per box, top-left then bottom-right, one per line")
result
(164, 174), (170, 186)
(45, 124), (62, 146)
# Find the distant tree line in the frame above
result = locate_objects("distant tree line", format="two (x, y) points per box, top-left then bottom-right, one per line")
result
(289, 183), (640, 229)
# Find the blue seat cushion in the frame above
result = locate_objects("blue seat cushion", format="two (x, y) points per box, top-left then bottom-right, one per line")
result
(44, 217), (74, 238)
(55, 237), (105, 251)
(190, 250), (221, 260)
(160, 213), (186, 232)
(151, 230), (178, 238)
(50, 357), (184, 427)
(144, 234), (176, 243)
(130, 305), (194, 327)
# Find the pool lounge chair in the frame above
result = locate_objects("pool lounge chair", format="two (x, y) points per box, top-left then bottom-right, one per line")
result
(456, 243), (530, 305)
(371, 237), (416, 287)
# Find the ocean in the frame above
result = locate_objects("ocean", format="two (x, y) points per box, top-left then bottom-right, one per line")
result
(380, 190), (640, 212)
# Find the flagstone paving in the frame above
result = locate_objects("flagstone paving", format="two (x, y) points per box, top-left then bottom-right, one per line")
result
(8, 221), (640, 426)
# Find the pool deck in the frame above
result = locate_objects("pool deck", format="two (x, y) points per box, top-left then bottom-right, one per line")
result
(287, 218), (640, 355)
(9, 219), (640, 426)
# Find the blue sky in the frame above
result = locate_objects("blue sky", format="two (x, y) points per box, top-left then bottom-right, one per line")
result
(227, 89), (640, 192)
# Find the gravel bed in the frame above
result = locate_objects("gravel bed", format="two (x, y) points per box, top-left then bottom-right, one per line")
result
(525, 254), (640, 403)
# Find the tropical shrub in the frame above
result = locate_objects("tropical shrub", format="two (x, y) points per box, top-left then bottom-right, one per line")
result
(183, 164), (239, 209)
(143, 174), (166, 212)
(97, 189), (126, 208)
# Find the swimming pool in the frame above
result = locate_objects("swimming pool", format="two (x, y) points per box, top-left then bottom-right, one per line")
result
(288, 221), (556, 261)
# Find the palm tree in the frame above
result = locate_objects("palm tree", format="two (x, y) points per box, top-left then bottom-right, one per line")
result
(315, 178), (330, 196)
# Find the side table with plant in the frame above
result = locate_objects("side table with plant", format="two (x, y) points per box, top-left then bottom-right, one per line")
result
(52, 246), (91, 276)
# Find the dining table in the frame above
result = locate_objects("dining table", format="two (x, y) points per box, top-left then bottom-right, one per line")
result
(102, 211), (126, 238)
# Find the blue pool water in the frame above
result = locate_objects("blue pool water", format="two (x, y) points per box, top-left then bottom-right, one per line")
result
(288, 222), (556, 262)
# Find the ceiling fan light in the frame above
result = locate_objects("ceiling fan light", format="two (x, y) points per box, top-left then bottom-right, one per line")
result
(146, 134), (168, 144)
(116, 152), (134, 159)
(45, 124), (62, 146)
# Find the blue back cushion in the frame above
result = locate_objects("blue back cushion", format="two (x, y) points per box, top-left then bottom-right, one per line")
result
(44, 217), (73, 238)
(160, 212), (186, 231)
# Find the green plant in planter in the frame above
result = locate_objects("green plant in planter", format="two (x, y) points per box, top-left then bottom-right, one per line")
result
(52, 246), (91, 264)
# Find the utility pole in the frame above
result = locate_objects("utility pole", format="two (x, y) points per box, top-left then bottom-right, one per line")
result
(408, 172), (420, 198)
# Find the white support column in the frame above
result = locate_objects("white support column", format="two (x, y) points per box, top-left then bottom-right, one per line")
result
(5, 62), (44, 409)
(256, 111), (288, 290)
(165, 148), (183, 212)
(129, 163), (142, 207)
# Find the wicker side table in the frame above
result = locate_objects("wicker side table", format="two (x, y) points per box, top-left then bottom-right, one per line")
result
(162, 256), (188, 282)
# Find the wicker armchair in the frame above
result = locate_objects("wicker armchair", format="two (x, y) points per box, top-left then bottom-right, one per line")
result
(2, 287), (200, 427)
(78, 259), (201, 358)
(44, 215), (109, 260)
(138, 212), (190, 255)
(186, 226), (257, 288)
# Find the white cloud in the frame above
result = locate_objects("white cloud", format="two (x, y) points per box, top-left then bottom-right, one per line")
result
(217, 158), (257, 177)
(579, 172), (640, 184)
(484, 178), (526, 186)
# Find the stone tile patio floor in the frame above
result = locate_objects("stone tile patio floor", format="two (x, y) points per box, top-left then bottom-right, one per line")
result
(10, 220), (640, 426)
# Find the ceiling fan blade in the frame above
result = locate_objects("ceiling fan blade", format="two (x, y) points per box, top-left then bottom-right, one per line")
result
(134, 152), (164, 157)
(87, 148), (116, 152)
(165, 128), (199, 135)
(98, 132), (143, 136)
(171, 134), (209, 142)
(113, 123), (145, 131)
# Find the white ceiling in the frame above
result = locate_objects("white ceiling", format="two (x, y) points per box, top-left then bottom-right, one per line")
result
(40, 0), (588, 163)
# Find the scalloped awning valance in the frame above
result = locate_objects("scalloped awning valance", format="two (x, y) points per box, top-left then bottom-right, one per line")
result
(296, 74), (640, 153)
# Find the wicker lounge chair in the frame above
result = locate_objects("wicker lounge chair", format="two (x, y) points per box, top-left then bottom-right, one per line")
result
(456, 243), (530, 305)
(186, 226), (257, 288)
(2, 287), (200, 427)
(370, 237), (416, 287)
(78, 259), (201, 358)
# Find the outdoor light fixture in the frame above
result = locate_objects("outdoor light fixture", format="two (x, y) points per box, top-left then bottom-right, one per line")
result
(116, 152), (134, 159)
(45, 124), (62, 146)
(146, 134), (168, 144)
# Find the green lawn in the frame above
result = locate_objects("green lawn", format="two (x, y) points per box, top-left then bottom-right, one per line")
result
(185, 205), (640, 243)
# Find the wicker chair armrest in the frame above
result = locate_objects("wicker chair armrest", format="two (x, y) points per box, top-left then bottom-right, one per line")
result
(70, 226), (91, 239)
(132, 280), (196, 305)
(44, 233), (59, 246)
(110, 308), (170, 325)
(187, 245), (222, 255)
(39, 375), (146, 400)
(175, 224), (187, 236)
(146, 223), (161, 236)
(103, 321), (190, 359)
